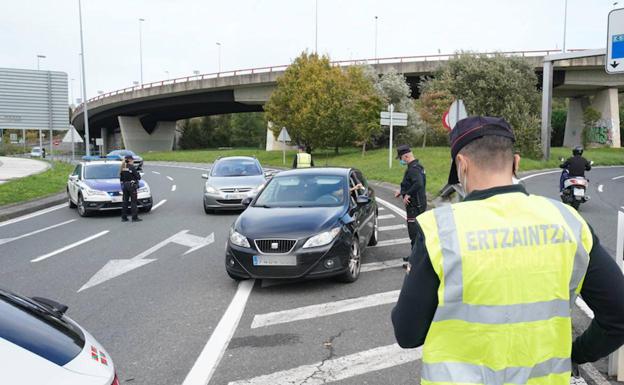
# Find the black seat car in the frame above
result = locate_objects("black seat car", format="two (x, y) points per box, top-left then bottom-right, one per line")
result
(225, 168), (378, 283)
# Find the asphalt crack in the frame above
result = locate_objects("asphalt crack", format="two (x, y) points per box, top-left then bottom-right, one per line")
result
(300, 329), (346, 385)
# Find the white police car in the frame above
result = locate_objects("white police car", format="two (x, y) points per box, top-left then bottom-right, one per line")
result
(0, 288), (118, 384)
(67, 156), (153, 217)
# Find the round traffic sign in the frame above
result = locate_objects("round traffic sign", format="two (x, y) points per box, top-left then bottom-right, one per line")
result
(442, 111), (451, 131)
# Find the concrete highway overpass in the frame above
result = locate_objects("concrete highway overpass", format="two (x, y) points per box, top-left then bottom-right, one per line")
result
(71, 49), (623, 153)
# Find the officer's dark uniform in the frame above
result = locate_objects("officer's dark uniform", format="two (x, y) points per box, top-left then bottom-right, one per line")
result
(559, 149), (592, 191)
(397, 145), (427, 248)
(120, 156), (142, 222)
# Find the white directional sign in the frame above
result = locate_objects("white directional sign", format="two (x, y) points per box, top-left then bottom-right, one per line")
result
(78, 230), (214, 292)
(380, 111), (407, 120)
(607, 8), (624, 74)
(380, 118), (407, 126)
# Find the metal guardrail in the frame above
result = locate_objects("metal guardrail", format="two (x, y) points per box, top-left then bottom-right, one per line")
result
(73, 49), (575, 115)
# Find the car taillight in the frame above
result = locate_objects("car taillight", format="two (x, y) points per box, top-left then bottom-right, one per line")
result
(111, 374), (120, 385)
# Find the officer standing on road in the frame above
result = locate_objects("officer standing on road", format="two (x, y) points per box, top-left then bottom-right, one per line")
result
(394, 145), (427, 249)
(292, 146), (314, 168)
(120, 155), (142, 222)
(391, 116), (624, 384)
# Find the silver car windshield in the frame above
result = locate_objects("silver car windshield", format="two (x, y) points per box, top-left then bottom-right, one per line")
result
(212, 159), (262, 177)
(254, 175), (346, 208)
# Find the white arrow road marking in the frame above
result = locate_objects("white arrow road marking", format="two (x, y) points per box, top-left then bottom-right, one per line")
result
(598, 184), (603, 192)
(152, 171), (161, 175)
(379, 224), (407, 231)
(152, 199), (167, 210)
(166, 176), (174, 181)
(0, 219), (76, 246)
(251, 290), (400, 329)
(182, 279), (255, 385)
(227, 344), (421, 385)
(0, 203), (66, 228)
(612, 175), (624, 180)
(31, 230), (109, 263)
(377, 214), (395, 220)
(360, 259), (405, 273)
(78, 229), (214, 292)
(171, 184), (177, 192)
(371, 238), (411, 248)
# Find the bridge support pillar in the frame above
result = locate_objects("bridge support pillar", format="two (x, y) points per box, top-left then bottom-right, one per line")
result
(118, 116), (176, 152)
(563, 97), (590, 148)
(591, 88), (621, 148)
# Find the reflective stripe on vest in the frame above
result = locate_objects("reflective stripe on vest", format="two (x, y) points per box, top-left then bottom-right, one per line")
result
(297, 153), (312, 168)
(419, 193), (592, 385)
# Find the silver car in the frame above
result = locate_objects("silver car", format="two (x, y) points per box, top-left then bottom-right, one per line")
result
(202, 156), (268, 213)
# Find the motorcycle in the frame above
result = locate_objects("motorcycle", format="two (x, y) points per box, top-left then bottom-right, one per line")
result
(559, 158), (593, 210)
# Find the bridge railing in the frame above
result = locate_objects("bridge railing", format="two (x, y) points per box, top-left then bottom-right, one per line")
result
(74, 49), (567, 114)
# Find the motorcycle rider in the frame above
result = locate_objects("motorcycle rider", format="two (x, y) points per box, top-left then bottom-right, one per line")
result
(560, 146), (592, 193)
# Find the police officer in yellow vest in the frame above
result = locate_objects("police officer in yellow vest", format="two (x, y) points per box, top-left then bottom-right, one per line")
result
(392, 116), (624, 384)
(293, 146), (314, 169)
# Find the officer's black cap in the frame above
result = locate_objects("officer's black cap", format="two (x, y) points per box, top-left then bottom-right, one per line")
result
(448, 116), (515, 185)
(396, 144), (411, 159)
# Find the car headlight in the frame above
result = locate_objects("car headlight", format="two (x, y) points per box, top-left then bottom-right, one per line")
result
(137, 186), (149, 193)
(229, 228), (250, 248)
(82, 188), (107, 197)
(205, 184), (218, 194)
(302, 227), (341, 249)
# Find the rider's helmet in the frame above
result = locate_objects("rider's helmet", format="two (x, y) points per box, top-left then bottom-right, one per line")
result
(573, 146), (584, 156)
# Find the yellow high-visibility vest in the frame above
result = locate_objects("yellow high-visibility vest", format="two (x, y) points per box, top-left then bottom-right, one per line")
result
(296, 153), (312, 168)
(417, 192), (592, 385)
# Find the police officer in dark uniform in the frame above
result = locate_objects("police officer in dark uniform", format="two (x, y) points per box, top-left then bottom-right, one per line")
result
(120, 155), (142, 222)
(394, 144), (427, 249)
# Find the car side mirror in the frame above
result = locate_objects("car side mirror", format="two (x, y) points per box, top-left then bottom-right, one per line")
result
(31, 297), (68, 317)
(242, 197), (253, 207)
(356, 195), (370, 205)
(69, 175), (78, 181)
(201, 173), (209, 179)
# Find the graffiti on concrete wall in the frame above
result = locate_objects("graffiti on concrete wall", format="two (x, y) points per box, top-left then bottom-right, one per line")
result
(587, 118), (614, 145)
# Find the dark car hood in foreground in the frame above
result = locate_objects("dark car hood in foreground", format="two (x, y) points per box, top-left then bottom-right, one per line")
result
(84, 178), (146, 192)
(237, 206), (346, 239)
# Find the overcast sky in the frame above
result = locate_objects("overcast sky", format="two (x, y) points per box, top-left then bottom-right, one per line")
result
(0, 0), (616, 102)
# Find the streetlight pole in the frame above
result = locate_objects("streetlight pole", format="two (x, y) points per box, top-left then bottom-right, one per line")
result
(36, 54), (46, 70)
(315, 0), (318, 53)
(374, 16), (378, 59)
(78, 0), (91, 156)
(70, 78), (75, 106)
(139, 18), (145, 84)
(562, 0), (568, 53)
(216, 42), (222, 73)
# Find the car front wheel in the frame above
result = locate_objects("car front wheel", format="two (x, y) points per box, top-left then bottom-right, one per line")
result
(77, 195), (91, 217)
(338, 237), (361, 283)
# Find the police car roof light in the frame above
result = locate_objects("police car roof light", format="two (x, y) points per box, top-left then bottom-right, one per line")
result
(82, 155), (122, 162)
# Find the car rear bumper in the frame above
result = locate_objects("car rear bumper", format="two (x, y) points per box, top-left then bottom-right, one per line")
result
(225, 236), (352, 279)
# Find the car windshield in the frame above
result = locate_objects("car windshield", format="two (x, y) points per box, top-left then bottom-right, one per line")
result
(254, 175), (346, 207)
(84, 163), (121, 179)
(212, 159), (262, 177)
(109, 150), (135, 157)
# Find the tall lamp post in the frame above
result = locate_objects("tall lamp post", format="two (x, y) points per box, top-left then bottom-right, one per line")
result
(315, 0), (319, 53)
(216, 42), (222, 73)
(78, 0), (91, 156)
(374, 16), (378, 59)
(562, 0), (568, 53)
(139, 18), (145, 84)
(36, 54), (46, 70)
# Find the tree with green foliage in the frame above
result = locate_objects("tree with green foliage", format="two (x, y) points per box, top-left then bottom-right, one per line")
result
(344, 66), (383, 155)
(419, 54), (542, 158)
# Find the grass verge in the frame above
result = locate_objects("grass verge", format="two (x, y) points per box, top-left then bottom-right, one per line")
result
(143, 147), (624, 194)
(0, 161), (74, 207)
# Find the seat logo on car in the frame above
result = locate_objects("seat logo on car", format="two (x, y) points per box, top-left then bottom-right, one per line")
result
(271, 242), (279, 250)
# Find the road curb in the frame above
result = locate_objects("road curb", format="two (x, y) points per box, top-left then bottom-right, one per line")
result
(0, 192), (67, 222)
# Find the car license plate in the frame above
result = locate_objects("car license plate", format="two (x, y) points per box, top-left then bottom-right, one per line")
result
(111, 196), (122, 203)
(573, 188), (584, 197)
(225, 193), (245, 200)
(252, 255), (297, 266)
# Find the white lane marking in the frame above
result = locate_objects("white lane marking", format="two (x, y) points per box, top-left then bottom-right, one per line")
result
(148, 163), (209, 171)
(519, 169), (560, 181)
(171, 184), (177, 192)
(227, 344), (421, 385)
(31, 230), (109, 263)
(378, 207), (385, 211)
(612, 175), (624, 180)
(0, 203), (66, 228)
(376, 197), (407, 219)
(151, 199), (167, 211)
(78, 230), (214, 291)
(598, 184), (603, 193)
(379, 224), (407, 231)
(152, 171), (161, 175)
(372, 238), (411, 248)
(361, 259), (404, 273)
(251, 290), (399, 329)
(377, 214), (395, 220)
(575, 297), (595, 319)
(0, 219), (76, 246)
(166, 176), (174, 181)
(182, 279), (255, 385)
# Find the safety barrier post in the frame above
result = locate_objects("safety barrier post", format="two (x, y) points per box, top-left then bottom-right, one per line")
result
(608, 210), (624, 379)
